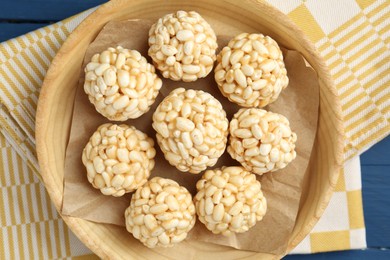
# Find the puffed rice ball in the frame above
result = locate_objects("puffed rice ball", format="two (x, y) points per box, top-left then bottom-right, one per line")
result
(148, 10), (218, 82)
(214, 33), (288, 107)
(83, 46), (163, 121)
(194, 166), (267, 236)
(82, 123), (156, 197)
(152, 88), (229, 174)
(125, 177), (196, 248)
(227, 108), (297, 175)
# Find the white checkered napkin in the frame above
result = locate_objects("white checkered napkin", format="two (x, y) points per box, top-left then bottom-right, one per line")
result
(277, 0), (390, 160)
(291, 156), (366, 253)
(268, 0), (390, 252)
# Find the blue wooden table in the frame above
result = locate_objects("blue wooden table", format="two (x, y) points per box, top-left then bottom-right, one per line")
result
(1, 0), (389, 259)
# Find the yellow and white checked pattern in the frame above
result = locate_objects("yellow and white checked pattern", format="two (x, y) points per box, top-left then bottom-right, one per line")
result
(270, 0), (390, 253)
(281, 0), (390, 160)
(291, 156), (366, 253)
(0, 133), (93, 259)
(0, 0), (388, 257)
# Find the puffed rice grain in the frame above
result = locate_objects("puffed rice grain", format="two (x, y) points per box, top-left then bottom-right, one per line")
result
(152, 88), (228, 173)
(125, 177), (196, 248)
(83, 46), (162, 121)
(227, 108), (297, 175)
(82, 123), (156, 197)
(148, 11), (218, 82)
(194, 166), (267, 235)
(214, 33), (288, 107)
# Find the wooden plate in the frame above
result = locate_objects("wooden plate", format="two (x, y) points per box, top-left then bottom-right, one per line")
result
(36, 0), (344, 259)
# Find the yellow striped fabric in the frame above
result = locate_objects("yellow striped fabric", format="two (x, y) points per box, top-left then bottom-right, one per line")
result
(285, 0), (390, 160)
(0, 9), (98, 259)
(280, 0), (389, 253)
(0, 12), (91, 177)
(0, 132), (97, 259)
(0, 0), (388, 257)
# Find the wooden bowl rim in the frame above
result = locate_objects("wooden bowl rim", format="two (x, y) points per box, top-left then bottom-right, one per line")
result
(36, 0), (344, 258)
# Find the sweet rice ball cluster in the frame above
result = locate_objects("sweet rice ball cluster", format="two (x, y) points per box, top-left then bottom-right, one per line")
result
(125, 177), (196, 248)
(82, 123), (156, 197)
(148, 10), (218, 82)
(194, 166), (267, 236)
(152, 88), (229, 174)
(228, 108), (297, 175)
(214, 33), (288, 108)
(83, 46), (162, 121)
(79, 10), (298, 247)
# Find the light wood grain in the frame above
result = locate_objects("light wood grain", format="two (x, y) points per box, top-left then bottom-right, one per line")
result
(35, 0), (344, 259)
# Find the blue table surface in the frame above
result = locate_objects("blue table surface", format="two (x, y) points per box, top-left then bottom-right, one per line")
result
(1, 1), (389, 259)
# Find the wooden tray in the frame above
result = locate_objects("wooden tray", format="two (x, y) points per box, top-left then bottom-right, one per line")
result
(36, 0), (344, 259)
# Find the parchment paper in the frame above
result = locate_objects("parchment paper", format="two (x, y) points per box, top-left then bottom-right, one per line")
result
(62, 19), (319, 255)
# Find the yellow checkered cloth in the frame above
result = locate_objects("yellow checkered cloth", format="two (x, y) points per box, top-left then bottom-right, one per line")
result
(0, 0), (388, 257)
